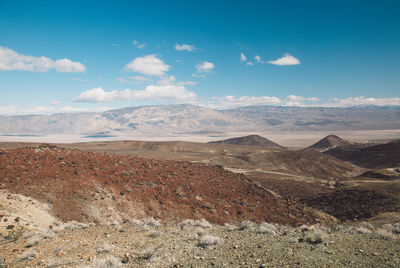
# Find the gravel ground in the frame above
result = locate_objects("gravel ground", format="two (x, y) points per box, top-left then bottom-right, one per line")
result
(1, 220), (399, 267)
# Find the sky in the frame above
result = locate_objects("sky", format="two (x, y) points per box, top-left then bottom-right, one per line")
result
(0, 0), (400, 115)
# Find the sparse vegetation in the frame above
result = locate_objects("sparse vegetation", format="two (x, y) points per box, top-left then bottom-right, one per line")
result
(224, 223), (237, 231)
(257, 222), (277, 235)
(198, 235), (221, 248)
(90, 256), (121, 268)
(19, 249), (38, 260)
(140, 245), (160, 260)
(239, 220), (257, 231)
(25, 235), (41, 248)
(147, 230), (160, 238)
(300, 227), (327, 245)
(180, 219), (212, 228)
(96, 242), (115, 254)
(144, 217), (161, 227)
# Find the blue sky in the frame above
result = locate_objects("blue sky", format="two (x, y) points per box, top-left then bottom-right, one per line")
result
(0, 0), (399, 114)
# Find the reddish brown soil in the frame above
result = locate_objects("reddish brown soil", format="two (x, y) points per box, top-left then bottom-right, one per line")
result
(0, 145), (315, 226)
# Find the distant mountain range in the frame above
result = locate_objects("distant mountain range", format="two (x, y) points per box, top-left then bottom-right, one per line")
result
(1, 104), (400, 136)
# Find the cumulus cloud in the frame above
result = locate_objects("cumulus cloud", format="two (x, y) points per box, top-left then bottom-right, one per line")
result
(118, 76), (154, 84)
(128, 75), (153, 81)
(205, 94), (321, 109)
(255, 55), (262, 63)
(125, 55), (170, 75)
(0, 105), (110, 115)
(195, 61), (214, 73)
(325, 96), (400, 107)
(287, 95), (320, 102)
(132, 40), (147, 49)
(208, 95), (281, 109)
(268, 53), (300, 66)
(240, 52), (247, 62)
(175, 44), (196, 52)
(0, 46), (86, 73)
(157, 75), (196, 86)
(74, 81), (196, 103)
(206, 95), (400, 109)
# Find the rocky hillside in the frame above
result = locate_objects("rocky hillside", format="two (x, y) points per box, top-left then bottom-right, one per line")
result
(325, 139), (400, 169)
(208, 135), (284, 149)
(308, 135), (351, 151)
(0, 145), (315, 226)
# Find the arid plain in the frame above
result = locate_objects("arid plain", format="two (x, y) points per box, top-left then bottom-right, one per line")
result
(0, 131), (399, 267)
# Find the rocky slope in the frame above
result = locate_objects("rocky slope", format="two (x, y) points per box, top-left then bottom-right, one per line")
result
(325, 139), (400, 169)
(208, 134), (284, 149)
(308, 135), (351, 152)
(0, 145), (315, 226)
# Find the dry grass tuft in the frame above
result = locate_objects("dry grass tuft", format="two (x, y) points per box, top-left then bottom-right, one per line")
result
(198, 235), (221, 248)
(180, 218), (212, 228)
(19, 249), (38, 260)
(257, 222), (277, 235)
(96, 242), (115, 254)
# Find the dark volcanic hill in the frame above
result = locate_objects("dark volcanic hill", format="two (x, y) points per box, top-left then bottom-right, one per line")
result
(308, 135), (351, 151)
(208, 135), (284, 149)
(325, 139), (400, 169)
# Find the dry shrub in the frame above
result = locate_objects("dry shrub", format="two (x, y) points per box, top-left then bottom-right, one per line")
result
(198, 235), (221, 248)
(180, 219), (212, 228)
(20, 249), (38, 260)
(257, 222), (277, 235)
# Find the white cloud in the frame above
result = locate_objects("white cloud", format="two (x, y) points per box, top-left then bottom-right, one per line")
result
(204, 94), (322, 109)
(175, 44), (196, 52)
(118, 76), (154, 84)
(287, 95), (319, 102)
(324, 96), (400, 107)
(74, 87), (119, 102)
(54, 58), (86, 73)
(0, 46), (86, 73)
(125, 55), (170, 75)
(207, 95), (282, 109)
(246, 62), (254, 66)
(131, 84), (196, 100)
(0, 104), (111, 115)
(59, 106), (111, 113)
(157, 75), (196, 86)
(112, 43), (120, 47)
(195, 61), (214, 73)
(132, 40), (147, 49)
(0, 105), (18, 115)
(240, 52), (247, 62)
(128, 76), (153, 82)
(255, 55), (262, 63)
(206, 95), (400, 109)
(74, 81), (196, 103)
(50, 100), (61, 105)
(268, 53), (300, 66)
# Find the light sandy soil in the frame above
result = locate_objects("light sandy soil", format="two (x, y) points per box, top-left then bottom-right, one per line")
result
(1, 129), (399, 147)
(0, 216), (399, 268)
